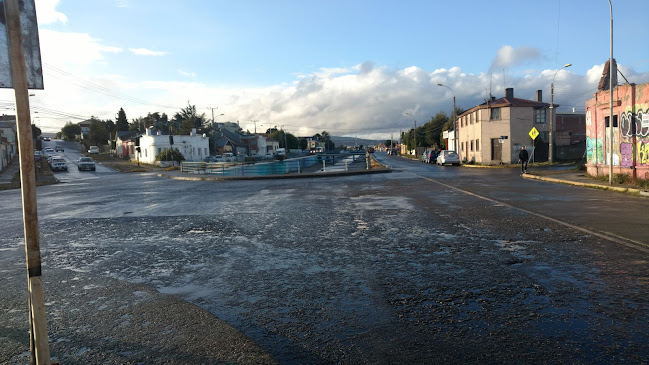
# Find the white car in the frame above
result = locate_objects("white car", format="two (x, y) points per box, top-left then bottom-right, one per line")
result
(50, 157), (67, 172)
(88, 146), (100, 154)
(436, 150), (460, 166)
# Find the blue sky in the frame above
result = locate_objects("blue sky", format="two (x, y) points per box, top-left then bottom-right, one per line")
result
(2, 0), (648, 139)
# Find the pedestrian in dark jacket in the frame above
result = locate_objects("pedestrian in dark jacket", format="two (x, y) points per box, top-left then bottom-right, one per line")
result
(518, 146), (529, 173)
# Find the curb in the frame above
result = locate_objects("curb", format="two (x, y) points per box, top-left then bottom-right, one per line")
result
(523, 173), (647, 197)
(158, 167), (392, 181)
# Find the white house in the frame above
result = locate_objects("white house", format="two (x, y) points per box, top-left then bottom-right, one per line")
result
(135, 127), (210, 164)
(0, 117), (17, 171)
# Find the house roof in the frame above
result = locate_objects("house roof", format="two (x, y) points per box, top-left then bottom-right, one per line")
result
(458, 96), (551, 118)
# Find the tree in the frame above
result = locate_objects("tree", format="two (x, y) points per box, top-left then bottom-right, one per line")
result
(156, 148), (185, 162)
(31, 124), (41, 140)
(175, 103), (206, 135)
(88, 119), (110, 147)
(116, 108), (129, 131)
(61, 122), (81, 141)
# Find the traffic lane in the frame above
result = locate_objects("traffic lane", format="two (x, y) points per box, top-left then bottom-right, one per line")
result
(16, 173), (649, 363)
(421, 167), (649, 245)
(376, 154), (649, 245)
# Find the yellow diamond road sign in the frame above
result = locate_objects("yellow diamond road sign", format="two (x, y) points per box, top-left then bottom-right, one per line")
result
(529, 127), (539, 140)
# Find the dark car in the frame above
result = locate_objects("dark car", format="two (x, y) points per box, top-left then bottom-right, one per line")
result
(55, 145), (64, 152)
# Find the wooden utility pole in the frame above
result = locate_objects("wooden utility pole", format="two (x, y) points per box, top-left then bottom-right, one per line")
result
(4, 0), (51, 363)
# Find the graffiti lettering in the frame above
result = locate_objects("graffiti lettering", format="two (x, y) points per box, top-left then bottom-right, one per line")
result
(587, 137), (604, 164)
(620, 108), (649, 138)
(638, 141), (649, 166)
(620, 142), (633, 168)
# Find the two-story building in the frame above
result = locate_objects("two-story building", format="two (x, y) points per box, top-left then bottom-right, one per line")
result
(455, 88), (584, 164)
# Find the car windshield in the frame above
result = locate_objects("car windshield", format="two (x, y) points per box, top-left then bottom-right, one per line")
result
(79, 158), (93, 162)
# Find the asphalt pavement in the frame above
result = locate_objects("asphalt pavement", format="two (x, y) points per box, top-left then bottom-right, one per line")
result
(1, 152), (648, 363)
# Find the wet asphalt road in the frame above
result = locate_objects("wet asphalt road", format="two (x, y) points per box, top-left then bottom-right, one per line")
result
(1, 154), (648, 363)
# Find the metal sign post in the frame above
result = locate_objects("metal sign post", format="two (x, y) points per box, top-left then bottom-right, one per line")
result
(3, 0), (51, 363)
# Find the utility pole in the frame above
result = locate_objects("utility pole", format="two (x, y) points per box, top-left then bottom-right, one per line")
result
(608, 0), (614, 185)
(5, 0), (51, 363)
(549, 64), (572, 163)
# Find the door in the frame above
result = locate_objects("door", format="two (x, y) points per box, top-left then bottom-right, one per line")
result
(491, 138), (502, 161)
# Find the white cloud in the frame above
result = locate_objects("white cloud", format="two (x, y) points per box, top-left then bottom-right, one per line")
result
(490, 45), (541, 72)
(35, 0), (67, 24)
(114, 0), (129, 8)
(129, 48), (167, 56)
(177, 70), (197, 78)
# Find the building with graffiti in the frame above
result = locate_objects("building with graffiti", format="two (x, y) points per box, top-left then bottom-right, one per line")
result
(585, 59), (649, 180)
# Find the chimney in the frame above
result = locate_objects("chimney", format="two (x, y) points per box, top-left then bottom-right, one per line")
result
(505, 88), (514, 99)
(491, 96), (496, 102)
(146, 127), (153, 136)
(536, 90), (543, 102)
(191, 128), (196, 136)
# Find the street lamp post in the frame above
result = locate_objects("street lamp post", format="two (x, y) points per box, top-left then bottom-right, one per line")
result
(608, 0), (614, 185)
(437, 84), (457, 155)
(549, 63), (572, 163)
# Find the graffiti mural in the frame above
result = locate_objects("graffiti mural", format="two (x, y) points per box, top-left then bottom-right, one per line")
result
(620, 142), (633, 168)
(638, 141), (649, 166)
(620, 106), (649, 138)
(587, 137), (603, 164)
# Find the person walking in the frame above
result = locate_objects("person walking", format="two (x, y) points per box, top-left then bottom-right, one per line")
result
(518, 145), (529, 174)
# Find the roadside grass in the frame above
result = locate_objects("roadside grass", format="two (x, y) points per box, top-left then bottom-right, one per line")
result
(587, 172), (649, 190)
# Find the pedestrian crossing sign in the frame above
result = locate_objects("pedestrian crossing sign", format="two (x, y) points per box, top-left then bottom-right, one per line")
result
(529, 127), (539, 140)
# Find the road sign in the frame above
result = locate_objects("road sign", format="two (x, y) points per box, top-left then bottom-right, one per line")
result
(0, 0), (44, 89)
(529, 127), (539, 140)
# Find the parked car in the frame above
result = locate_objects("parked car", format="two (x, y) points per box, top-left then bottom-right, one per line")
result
(436, 150), (460, 166)
(77, 157), (96, 171)
(34, 150), (42, 161)
(204, 156), (217, 163)
(55, 145), (64, 152)
(88, 146), (99, 154)
(222, 152), (235, 162)
(50, 157), (67, 172)
(425, 150), (438, 163)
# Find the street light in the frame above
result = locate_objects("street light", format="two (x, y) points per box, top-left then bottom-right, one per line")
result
(437, 83), (457, 154)
(608, 0), (614, 185)
(549, 63), (572, 163)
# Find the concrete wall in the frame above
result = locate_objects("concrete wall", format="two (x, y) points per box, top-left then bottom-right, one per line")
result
(585, 82), (649, 180)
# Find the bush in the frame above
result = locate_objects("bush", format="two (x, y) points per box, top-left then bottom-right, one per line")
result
(156, 148), (185, 162)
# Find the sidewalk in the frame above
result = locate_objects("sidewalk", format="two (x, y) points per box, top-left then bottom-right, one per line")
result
(523, 169), (649, 197)
(0, 155), (20, 184)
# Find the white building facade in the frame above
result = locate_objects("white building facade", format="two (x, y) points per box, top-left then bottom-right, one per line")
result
(135, 128), (210, 164)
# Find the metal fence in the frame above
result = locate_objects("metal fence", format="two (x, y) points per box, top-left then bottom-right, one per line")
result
(181, 153), (368, 176)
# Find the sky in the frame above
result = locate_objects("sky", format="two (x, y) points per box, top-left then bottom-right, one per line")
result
(1, 0), (648, 140)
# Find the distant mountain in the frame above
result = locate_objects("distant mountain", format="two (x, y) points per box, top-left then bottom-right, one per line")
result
(330, 136), (382, 148)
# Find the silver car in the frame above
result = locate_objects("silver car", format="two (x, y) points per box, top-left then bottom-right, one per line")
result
(78, 157), (96, 171)
(436, 150), (460, 166)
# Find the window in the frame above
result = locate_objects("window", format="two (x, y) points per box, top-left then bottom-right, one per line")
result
(144, 149), (147, 157)
(205, 148), (208, 155)
(475, 112), (479, 123)
(470, 140), (474, 151)
(535, 108), (546, 124)
(490, 108), (501, 120)
(476, 139), (480, 151)
(157, 148), (161, 155)
(470, 113), (474, 124)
